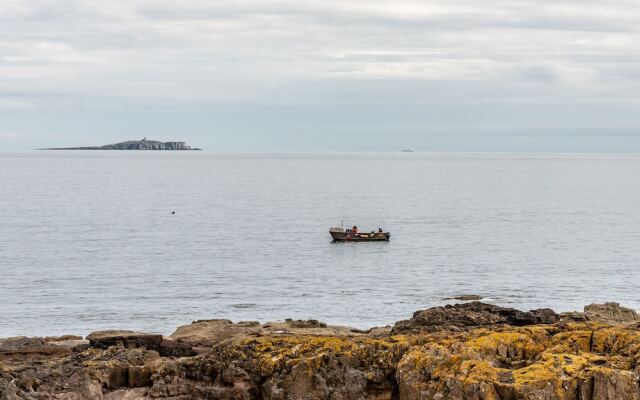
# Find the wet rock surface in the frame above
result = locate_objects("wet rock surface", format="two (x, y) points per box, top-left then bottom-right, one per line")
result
(444, 294), (484, 301)
(2, 302), (640, 399)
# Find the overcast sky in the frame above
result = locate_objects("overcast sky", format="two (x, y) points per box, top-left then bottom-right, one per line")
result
(1, 0), (639, 151)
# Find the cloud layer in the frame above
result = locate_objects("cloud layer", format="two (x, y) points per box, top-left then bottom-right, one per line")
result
(1, 0), (639, 150)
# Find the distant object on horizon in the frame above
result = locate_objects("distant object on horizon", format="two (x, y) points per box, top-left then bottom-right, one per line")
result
(401, 149), (415, 152)
(44, 138), (201, 151)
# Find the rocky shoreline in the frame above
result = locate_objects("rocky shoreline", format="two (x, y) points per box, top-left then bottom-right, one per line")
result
(2, 302), (640, 399)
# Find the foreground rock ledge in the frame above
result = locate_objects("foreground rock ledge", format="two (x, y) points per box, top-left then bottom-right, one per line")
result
(2, 302), (640, 399)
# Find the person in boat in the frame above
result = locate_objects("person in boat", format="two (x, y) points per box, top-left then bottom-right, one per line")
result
(378, 227), (383, 233)
(352, 226), (358, 235)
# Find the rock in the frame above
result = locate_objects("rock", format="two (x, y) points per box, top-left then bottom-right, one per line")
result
(444, 294), (484, 301)
(157, 340), (196, 357)
(391, 302), (560, 334)
(85, 331), (194, 358)
(0, 336), (71, 356)
(283, 319), (327, 328)
(0, 337), (46, 353)
(87, 330), (163, 350)
(170, 319), (363, 347)
(0, 382), (23, 400)
(395, 324), (640, 400)
(4, 304), (640, 399)
(169, 319), (262, 347)
(47, 339), (90, 352)
(351, 325), (393, 338)
(43, 335), (83, 342)
(104, 388), (148, 399)
(584, 302), (640, 325)
(560, 311), (589, 322)
(264, 320), (360, 337)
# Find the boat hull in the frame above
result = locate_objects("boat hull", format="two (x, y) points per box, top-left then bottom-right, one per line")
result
(330, 231), (390, 242)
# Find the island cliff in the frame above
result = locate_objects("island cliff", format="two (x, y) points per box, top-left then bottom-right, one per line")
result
(45, 138), (200, 150)
(2, 302), (640, 400)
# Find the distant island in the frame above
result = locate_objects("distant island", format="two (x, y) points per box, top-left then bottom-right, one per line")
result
(45, 138), (201, 150)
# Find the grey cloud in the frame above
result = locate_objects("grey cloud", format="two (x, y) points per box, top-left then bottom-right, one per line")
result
(0, 0), (639, 150)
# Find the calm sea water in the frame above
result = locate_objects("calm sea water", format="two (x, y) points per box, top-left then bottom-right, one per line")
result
(1, 151), (639, 337)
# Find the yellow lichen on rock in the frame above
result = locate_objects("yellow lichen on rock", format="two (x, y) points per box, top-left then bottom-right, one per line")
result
(4, 307), (640, 400)
(394, 323), (640, 400)
(591, 327), (640, 355)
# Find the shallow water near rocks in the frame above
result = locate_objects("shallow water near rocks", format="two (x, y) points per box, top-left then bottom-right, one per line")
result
(1, 151), (639, 337)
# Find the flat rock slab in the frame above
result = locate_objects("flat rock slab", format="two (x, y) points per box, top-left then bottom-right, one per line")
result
(0, 336), (74, 356)
(170, 319), (365, 347)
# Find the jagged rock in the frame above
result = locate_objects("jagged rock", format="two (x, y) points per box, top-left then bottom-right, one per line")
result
(391, 302), (560, 334)
(560, 303), (640, 325)
(584, 302), (640, 325)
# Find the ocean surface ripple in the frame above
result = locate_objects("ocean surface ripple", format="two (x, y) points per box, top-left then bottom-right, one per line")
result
(1, 151), (639, 336)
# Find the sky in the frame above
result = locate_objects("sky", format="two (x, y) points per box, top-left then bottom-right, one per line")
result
(1, 0), (640, 151)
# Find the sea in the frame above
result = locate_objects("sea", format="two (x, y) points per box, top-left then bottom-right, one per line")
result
(1, 151), (639, 337)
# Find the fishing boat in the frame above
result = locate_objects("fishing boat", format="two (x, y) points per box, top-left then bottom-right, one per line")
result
(329, 226), (390, 242)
